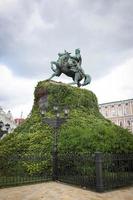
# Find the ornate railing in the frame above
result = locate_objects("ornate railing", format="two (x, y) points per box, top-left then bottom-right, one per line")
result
(0, 152), (133, 192)
(0, 154), (52, 187)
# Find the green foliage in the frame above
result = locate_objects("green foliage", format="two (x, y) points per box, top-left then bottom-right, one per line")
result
(58, 112), (133, 153)
(22, 157), (52, 175)
(0, 104), (53, 176)
(0, 80), (133, 176)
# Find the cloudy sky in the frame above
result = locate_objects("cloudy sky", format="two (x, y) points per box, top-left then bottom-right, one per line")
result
(0, 0), (133, 118)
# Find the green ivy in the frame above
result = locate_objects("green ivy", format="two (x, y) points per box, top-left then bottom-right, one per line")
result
(0, 80), (133, 175)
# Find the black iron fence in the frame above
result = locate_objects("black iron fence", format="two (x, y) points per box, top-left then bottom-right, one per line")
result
(57, 153), (96, 189)
(0, 152), (133, 192)
(102, 153), (133, 190)
(54, 152), (133, 192)
(0, 154), (52, 187)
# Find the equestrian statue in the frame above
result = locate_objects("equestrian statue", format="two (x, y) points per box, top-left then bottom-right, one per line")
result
(48, 49), (91, 87)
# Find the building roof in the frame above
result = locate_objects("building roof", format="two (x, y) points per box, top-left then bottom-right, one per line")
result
(99, 98), (133, 106)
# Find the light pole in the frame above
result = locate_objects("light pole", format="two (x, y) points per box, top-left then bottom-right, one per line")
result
(41, 105), (69, 180)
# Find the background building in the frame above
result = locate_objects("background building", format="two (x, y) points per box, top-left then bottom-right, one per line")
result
(0, 107), (17, 132)
(14, 118), (25, 125)
(99, 99), (133, 133)
(0, 107), (25, 139)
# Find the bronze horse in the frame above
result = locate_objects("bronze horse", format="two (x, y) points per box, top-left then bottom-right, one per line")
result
(48, 52), (91, 87)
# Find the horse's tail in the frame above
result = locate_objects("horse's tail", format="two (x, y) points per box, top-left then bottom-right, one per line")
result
(82, 74), (91, 86)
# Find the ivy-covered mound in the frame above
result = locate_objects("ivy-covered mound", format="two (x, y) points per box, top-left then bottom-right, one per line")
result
(0, 80), (133, 177)
(0, 80), (133, 158)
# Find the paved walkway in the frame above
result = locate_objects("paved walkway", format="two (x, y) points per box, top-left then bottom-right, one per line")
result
(0, 182), (133, 200)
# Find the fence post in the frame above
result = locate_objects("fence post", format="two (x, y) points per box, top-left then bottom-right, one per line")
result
(95, 152), (104, 192)
(52, 128), (58, 181)
(52, 149), (58, 181)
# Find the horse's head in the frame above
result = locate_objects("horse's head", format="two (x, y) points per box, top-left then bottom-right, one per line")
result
(57, 54), (69, 68)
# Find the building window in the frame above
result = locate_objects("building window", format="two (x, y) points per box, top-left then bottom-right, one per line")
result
(111, 107), (116, 116)
(118, 107), (122, 116)
(127, 120), (130, 126)
(105, 111), (108, 116)
(124, 104), (129, 115)
(120, 121), (123, 127)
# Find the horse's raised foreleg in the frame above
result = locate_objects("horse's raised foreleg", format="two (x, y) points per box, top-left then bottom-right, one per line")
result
(48, 73), (57, 80)
(51, 61), (57, 72)
(47, 70), (62, 80)
(47, 61), (62, 80)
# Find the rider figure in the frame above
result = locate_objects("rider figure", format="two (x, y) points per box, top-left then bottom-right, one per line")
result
(70, 49), (85, 76)
(72, 48), (82, 66)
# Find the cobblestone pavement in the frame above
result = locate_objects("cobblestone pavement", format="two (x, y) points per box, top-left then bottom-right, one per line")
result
(0, 182), (133, 200)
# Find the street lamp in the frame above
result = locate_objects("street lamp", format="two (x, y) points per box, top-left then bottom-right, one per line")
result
(41, 105), (69, 180)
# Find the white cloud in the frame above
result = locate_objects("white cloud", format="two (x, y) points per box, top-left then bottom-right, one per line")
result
(0, 64), (37, 118)
(89, 58), (133, 103)
(24, 4), (56, 39)
(0, 0), (17, 11)
(1, 0), (133, 79)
